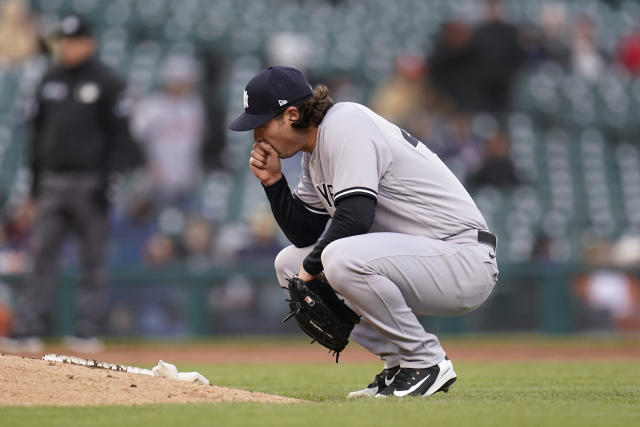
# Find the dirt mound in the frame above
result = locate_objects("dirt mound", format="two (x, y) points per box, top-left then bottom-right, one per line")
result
(0, 355), (300, 406)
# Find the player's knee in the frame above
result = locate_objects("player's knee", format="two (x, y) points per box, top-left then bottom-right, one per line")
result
(322, 240), (358, 291)
(274, 245), (304, 289)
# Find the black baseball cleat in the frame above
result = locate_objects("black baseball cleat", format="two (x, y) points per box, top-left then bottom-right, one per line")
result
(375, 357), (457, 398)
(347, 365), (400, 398)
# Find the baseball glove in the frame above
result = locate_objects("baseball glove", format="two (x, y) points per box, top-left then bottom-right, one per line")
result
(283, 276), (360, 362)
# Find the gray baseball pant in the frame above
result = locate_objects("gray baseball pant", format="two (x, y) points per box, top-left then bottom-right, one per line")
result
(13, 172), (108, 338)
(274, 229), (498, 368)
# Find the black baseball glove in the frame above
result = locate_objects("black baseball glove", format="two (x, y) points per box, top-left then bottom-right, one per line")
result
(283, 276), (360, 362)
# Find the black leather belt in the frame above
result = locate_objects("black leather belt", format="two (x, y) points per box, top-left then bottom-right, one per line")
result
(478, 230), (497, 250)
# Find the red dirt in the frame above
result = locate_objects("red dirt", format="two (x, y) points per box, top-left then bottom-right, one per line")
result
(0, 354), (301, 406)
(5, 337), (639, 365)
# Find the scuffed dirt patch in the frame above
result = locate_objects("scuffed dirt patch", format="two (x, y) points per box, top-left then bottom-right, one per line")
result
(0, 355), (300, 406)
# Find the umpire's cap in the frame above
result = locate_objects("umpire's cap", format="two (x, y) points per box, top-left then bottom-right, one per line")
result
(57, 14), (94, 38)
(228, 66), (313, 131)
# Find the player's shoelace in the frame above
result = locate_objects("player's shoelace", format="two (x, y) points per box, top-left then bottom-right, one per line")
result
(367, 366), (397, 388)
(391, 368), (414, 388)
(387, 367), (428, 391)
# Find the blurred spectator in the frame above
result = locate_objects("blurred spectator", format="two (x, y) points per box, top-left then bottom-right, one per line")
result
(265, 31), (312, 72)
(530, 232), (567, 264)
(0, 283), (12, 336)
(0, 15), (133, 353)
(470, 0), (525, 113)
(573, 239), (640, 331)
(518, 3), (570, 68)
(321, 71), (363, 103)
(181, 215), (214, 268)
(3, 200), (35, 252)
(469, 131), (520, 189)
(144, 233), (177, 266)
(0, 0), (38, 66)
(131, 55), (206, 207)
(427, 114), (483, 181)
(369, 54), (431, 136)
(234, 210), (283, 265)
(617, 25), (640, 75)
(518, 22), (548, 66)
(530, 233), (556, 263)
(208, 275), (256, 333)
(610, 234), (640, 267)
(210, 210), (282, 334)
(609, 235), (640, 329)
(107, 184), (157, 268)
(570, 15), (604, 81)
(132, 230), (185, 337)
(428, 19), (477, 112)
(0, 201), (35, 274)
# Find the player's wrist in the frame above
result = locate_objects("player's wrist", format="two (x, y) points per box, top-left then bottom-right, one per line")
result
(261, 173), (283, 187)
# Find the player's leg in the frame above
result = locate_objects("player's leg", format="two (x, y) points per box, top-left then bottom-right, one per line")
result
(322, 231), (497, 396)
(350, 319), (401, 367)
(71, 178), (108, 343)
(11, 192), (68, 340)
(322, 231), (496, 366)
(274, 244), (401, 364)
(345, 318), (403, 398)
(273, 244), (313, 289)
(274, 243), (403, 398)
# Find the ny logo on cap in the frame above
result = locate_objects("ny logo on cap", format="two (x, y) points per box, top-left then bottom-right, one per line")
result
(243, 90), (249, 110)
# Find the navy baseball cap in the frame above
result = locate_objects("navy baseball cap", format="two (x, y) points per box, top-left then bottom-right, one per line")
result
(57, 14), (94, 38)
(228, 66), (313, 131)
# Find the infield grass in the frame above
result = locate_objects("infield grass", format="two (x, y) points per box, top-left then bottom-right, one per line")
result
(3, 359), (639, 427)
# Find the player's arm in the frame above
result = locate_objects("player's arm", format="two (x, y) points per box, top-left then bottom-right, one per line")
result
(263, 175), (330, 247)
(252, 141), (329, 246)
(302, 194), (376, 276)
(102, 75), (135, 172)
(299, 106), (386, 278)
(26, 80), (44, 198)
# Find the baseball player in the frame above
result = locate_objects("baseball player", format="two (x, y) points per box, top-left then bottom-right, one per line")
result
(229, 66), (498, 398)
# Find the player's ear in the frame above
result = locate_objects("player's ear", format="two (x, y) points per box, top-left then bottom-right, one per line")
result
(284, 106), (300, 125)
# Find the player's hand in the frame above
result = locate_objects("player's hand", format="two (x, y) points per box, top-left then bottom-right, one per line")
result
(250, 141), (282, 186)
(296, 266), (323, 282)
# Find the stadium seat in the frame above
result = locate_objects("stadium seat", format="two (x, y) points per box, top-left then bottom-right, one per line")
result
(2, 0), (639, 264)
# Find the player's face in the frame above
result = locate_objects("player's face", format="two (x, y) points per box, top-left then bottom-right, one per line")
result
(58, 37), (96, 67)
(253, 115), (302, 159)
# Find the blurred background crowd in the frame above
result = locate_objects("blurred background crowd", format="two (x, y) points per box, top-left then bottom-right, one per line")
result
(0, 0), (639, 339)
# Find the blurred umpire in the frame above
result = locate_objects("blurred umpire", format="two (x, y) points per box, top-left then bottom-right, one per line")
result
(1, 15), (133, 353)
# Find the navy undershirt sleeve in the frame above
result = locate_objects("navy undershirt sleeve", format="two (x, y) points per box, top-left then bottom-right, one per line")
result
(302, 194), (376, 275)
(263, 176), (330, 247)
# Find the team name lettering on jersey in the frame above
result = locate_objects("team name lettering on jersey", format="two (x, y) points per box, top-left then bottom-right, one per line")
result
(316, 183), (334, 207)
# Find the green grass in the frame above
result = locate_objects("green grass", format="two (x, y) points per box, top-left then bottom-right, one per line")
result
(3, 360), (640, 427)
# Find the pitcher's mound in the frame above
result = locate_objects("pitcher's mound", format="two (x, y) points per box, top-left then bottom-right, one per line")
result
(0, 354), (300, 406)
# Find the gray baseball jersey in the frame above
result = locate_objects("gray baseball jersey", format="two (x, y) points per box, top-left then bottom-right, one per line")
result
(293, 102), (489, 237)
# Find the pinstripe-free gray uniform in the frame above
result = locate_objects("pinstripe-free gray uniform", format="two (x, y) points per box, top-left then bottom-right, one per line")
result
(275, 103), (498, 368)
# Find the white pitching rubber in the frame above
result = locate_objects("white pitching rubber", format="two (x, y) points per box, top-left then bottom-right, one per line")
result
(42, 354), (210, 385)
(43, 354), (155, 375)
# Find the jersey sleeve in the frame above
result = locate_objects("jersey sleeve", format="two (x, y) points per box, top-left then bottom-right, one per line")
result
(293, 153), (329, 215)
(27, 77), (45, 197)
(323, 107), (391, 203)
(101, 69), (138, 172)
